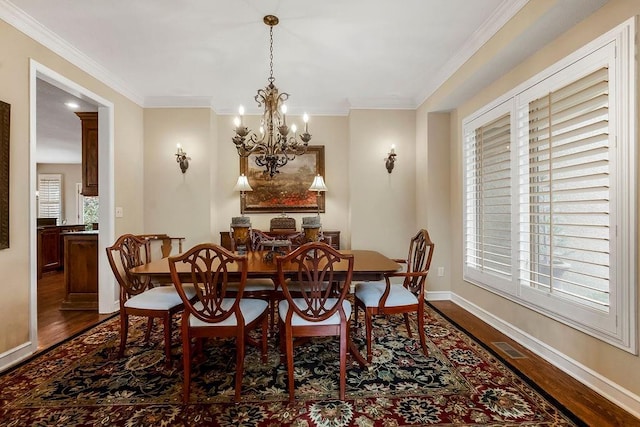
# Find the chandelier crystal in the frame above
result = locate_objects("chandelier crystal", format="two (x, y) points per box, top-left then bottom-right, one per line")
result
(232, 15), (311, 178)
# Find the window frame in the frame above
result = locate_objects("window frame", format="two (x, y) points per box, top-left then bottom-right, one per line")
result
(462, 18), (636, 353)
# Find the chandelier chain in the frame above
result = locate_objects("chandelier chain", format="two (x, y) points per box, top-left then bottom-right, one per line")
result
(269, 26), (274, 83)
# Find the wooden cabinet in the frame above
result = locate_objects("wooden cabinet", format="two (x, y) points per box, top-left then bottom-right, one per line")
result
(220, 230), (340, 251)
(76, 112), (98, 196)
(61, 231), (98, 310)
(37, 225), (86, 278)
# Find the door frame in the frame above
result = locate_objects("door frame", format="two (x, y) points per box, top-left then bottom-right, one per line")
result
(29, 60), (117, 351)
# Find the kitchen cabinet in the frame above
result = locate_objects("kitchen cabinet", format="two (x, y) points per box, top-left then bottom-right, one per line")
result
(75, 112), (98, 196)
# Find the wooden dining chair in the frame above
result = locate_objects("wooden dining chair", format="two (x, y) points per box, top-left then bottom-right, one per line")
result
(354, 229), (434, 363)
(106, 234), (197, 368)
(276, 241), (354, 402)
(168, 243), (269, 403)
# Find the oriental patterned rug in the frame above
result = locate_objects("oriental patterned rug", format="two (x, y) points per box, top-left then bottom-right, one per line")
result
(0, 305), (584, 426)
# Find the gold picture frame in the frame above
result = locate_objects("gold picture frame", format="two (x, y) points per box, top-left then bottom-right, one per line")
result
(240, 146), (325, 213)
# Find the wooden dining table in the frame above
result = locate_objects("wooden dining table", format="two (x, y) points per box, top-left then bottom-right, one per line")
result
(128, 249), (401, 283)
(128, 248), (399, 367)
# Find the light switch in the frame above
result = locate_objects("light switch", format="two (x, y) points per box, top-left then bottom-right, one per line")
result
(115, 207), (123, 218)
(437, 267), (445, 277)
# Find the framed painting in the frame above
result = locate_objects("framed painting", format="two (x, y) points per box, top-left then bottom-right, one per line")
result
(0, 100), (10, 250)
(240, 145), (325, 213)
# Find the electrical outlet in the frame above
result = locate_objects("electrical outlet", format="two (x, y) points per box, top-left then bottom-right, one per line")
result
(115, 207), (124, 218)
(437, 267), (445, 277)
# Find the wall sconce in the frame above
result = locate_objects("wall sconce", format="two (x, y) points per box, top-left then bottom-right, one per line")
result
(175, 144), (190, 173)
(385, 144), (397, 173)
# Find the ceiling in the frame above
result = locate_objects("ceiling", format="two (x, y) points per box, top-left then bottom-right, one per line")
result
(3, 0), (608, 163)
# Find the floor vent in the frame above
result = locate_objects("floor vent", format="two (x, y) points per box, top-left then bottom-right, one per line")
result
(493, 342), (527, 359)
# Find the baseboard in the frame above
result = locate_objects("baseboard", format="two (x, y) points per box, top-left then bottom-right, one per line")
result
(0, 341), (36, 373)
(425, 290), (452, 301)
(450, 292), (640, 419)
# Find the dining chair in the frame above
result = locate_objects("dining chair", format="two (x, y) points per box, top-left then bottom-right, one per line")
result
(276, 241), (354, 402)
(353, 229), (434, 363)
(168, 243), (269, 403)
(106, 234), (197, 368)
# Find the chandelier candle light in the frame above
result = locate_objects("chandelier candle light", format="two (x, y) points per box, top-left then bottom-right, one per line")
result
(232, 15), (311, 177)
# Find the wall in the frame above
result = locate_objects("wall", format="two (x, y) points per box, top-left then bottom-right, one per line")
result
(349, 110), (416, 257)
(36, 163), (82, 224)
(420, 0), (640, 406)
(143, 108), (216, 248)
(0, 19), (144, 362)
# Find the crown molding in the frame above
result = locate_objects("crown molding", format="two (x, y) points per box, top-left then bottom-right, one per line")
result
(144, 96), (215, 109)
(415, 0), (529, 107)
(0, 0), (144, 106)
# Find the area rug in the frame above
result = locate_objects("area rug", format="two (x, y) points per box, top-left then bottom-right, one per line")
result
(0, 305), (583, 426)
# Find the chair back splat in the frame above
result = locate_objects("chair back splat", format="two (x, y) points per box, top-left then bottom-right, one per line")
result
(405, 229), (435, 294)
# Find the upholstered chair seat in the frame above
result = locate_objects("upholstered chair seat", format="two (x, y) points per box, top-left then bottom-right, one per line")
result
(354, 282), (418, 308)
(124, 284), (197, 311)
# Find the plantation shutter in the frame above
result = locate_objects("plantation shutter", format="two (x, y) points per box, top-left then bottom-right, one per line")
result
(465, 112), (512, 280)
(520, 67), (610, 311)
(38, 174), (62, 220)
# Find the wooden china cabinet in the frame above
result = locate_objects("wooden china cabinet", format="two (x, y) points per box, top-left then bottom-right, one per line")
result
(75, 112), (98, 196)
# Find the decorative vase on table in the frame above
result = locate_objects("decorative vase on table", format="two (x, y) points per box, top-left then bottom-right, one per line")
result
(302, 216), (322, 243)
(230, 216), (251, 253)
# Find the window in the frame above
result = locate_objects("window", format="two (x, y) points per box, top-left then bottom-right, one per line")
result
(75, 183), (99, 225)
(463, 19), (636, 352)
(38, 174), (62, 221)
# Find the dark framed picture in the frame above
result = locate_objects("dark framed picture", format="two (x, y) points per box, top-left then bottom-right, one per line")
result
(0, 100), (10, 250)
(240, 146), (325, 213)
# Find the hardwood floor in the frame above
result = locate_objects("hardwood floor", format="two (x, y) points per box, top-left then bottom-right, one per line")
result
(37, 271), (112, 352)
(430, 300), (639, 427)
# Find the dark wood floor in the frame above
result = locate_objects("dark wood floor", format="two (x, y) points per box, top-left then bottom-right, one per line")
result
(34, 276), (636, 425)
(37, 271), (112, 352)
(431, 300), (639, 427)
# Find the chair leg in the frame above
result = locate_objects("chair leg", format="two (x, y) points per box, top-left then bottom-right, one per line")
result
(144, 317), (154, 343)
(118, 313), (129, 358)
(182, 320), (191, 404)
(163, 313), (172, 368)
(403, 313), (413, 338)
(365, 309), (373, 363)
(261, 313), (268, 363)
(339, 324), (347, 401)
(417, 303), (428, 357)
(235, 333), (245, 403)
(285, 325), (295, 403)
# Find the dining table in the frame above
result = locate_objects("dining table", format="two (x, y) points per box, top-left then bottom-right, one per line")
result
(128, 248), (401, 367)
(128, 249), (401, 283)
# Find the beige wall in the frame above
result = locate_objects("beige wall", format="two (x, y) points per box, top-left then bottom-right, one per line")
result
(420, 0), (640, 398)
(0, 19), (144, 357)
(36, 163), (82, 225)
(143, 108), (217, 248)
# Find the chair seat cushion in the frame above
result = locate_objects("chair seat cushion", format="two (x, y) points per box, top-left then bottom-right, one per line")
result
(189, 298), (268, 328)
(228, 278), (275, 292)
(355, 281), (418, 308)
(278, 298), (351, 326)
(124, 284), (197, 310)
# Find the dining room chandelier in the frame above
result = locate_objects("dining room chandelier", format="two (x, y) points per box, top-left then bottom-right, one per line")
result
(232, 15), (311, 178)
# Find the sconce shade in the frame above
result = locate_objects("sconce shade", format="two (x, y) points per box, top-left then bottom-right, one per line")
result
(233, 174), (253, 192)
(308, 175), (327, 192)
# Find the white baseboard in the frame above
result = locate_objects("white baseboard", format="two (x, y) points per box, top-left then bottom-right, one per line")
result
(449, 292), (640, 419)
(0, 341), (36, 373)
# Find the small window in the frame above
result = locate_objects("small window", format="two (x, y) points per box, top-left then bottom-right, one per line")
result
(38, 174), (62, 222)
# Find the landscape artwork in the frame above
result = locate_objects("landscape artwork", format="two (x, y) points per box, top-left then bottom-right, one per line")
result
(240, 146), (325, 213)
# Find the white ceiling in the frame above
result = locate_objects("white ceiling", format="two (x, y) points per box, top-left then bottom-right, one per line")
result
(3, 0), (608, 162)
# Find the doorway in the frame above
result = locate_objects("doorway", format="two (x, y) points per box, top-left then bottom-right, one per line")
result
(29, 60), (117, 353)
